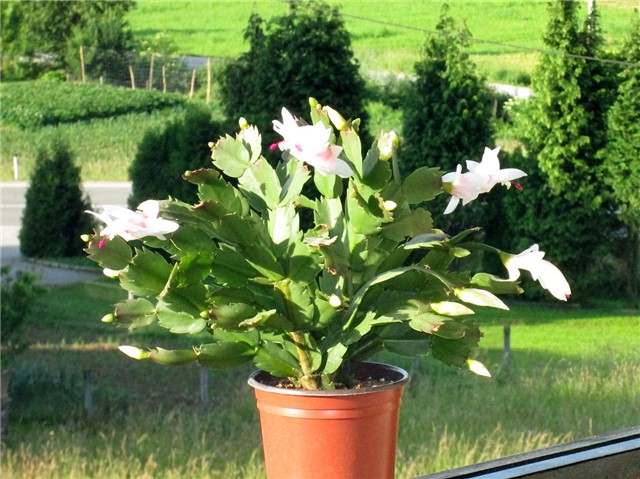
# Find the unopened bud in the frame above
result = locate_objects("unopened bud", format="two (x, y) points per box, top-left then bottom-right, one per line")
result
(118, 345), (150, 360)
(80, 234), (92, 243)
(329, 294), (342, 307)
(383, 200), (397, 211)
(101, 313), (115, 323)
(200, 310), (210, 319)
(309, 97), (319, 108)
(325, 106), (348, 131)
(238, 117), (248, 130)
(102, 268), (121, 278)
(378, 131), (399, 161)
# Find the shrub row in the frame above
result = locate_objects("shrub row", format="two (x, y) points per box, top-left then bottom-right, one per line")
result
(0, 81), (186, 129)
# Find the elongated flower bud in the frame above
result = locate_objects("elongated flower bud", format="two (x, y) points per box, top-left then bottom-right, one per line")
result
(324, 106), (348, 131)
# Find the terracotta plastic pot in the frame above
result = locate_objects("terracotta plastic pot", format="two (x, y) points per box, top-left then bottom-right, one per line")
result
(248, 362), (409, 479)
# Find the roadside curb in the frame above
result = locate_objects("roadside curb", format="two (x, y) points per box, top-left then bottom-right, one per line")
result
(23, 257), (101, 273)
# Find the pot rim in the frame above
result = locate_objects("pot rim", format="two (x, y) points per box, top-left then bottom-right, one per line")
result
(247, 361), (409, 397)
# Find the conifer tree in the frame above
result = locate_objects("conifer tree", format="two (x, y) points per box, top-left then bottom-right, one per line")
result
(524, 0), (618, 208)
(19, 140), (94, 258)
(502, 0), (624, 298)
(601, 14), (640, 302)
(400, 4), (494, 232)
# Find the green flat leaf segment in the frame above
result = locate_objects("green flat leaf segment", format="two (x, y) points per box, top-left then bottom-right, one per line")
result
(120, 249), (172, 297)
(113, 297), (156, 330)
(85, 234), (132, 271)
(254, 342), (302, 378)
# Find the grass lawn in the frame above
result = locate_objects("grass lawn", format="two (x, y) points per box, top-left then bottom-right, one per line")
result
(2, 280), (638, 478)
(127, 0), (634, 83)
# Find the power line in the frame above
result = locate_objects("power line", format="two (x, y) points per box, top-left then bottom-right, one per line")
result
(340, 12), (639, 69)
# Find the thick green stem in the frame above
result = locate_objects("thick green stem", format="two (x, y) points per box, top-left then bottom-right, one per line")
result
(274, 279), (319, 390)
(290, 331), (319, 390)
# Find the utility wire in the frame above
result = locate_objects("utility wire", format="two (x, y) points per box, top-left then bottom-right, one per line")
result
(340, 12), (638, 68)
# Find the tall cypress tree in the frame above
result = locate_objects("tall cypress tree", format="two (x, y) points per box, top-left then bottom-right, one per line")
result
(524, 0), (618, 208)
(401, 4), (494, 175)
(19, 140), (94, 258)
(601, 15), (640, 303)
(503, 0), (624, 298)
(400, 4), (495, 232)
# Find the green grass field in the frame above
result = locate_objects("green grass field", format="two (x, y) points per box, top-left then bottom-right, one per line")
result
(127, 0), (635, 81)
(2, 280), (638, 478)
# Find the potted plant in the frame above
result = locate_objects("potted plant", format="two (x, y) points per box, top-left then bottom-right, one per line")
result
(84, 99), (570, 478)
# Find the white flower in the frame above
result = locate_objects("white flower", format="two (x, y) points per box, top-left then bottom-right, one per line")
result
(502, 244), (571, 301)
(442, 147), (527, 214)
(272, 107), (354, 178)
(442, 164), (488, 214)
(466, 147), (527, 190)
(87, 200), (179, 242)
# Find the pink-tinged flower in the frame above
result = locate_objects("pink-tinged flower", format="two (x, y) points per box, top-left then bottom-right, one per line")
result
(272, 108), (353, 178)
(87, 200), (179, 242)
(442, 147), (527, 214)
(502, 244), (571, 301)
(441, 165), (488, 214)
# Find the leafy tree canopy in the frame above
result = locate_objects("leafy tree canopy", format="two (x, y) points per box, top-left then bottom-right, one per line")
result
(1, 0), (135, 79)
(219, 0), (368, 150)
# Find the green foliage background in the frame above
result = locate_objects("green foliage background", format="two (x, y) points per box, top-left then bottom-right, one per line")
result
(128, 104), (226, 207)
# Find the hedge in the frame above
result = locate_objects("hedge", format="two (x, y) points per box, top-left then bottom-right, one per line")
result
(0, 81), (186, 128)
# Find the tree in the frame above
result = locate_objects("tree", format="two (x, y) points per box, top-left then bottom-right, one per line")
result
(400, 4), (495, 232)
(1, 0), (135, 80)
(497, 148), (623, 299)
(219, 0), (368, 150)
(502, 0), (624, 298)
(523, 0), (618, 208)
(128, 105), (225, 207)
(600, 14), (640, 303)
(66, 4), (136, 83)
(19, 140), (95, 258)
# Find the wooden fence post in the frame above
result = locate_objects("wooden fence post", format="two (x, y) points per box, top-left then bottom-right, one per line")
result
(79, 46), (86, 83)
(162, 64), (167, 93)
(83, 370), (93, 414)
(189, 69), (196, 99)
(129, 65), (136, 90)
(148, 54), (155, 90)
(502, 323), (512, 378)
(200, 368), (209, 406)
(206, 57), (211, 103)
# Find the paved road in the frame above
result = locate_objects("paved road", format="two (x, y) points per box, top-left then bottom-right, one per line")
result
(1, 182), (131, 284)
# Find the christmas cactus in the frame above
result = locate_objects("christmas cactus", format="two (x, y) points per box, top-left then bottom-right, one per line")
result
(85, 99), (570, 390)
